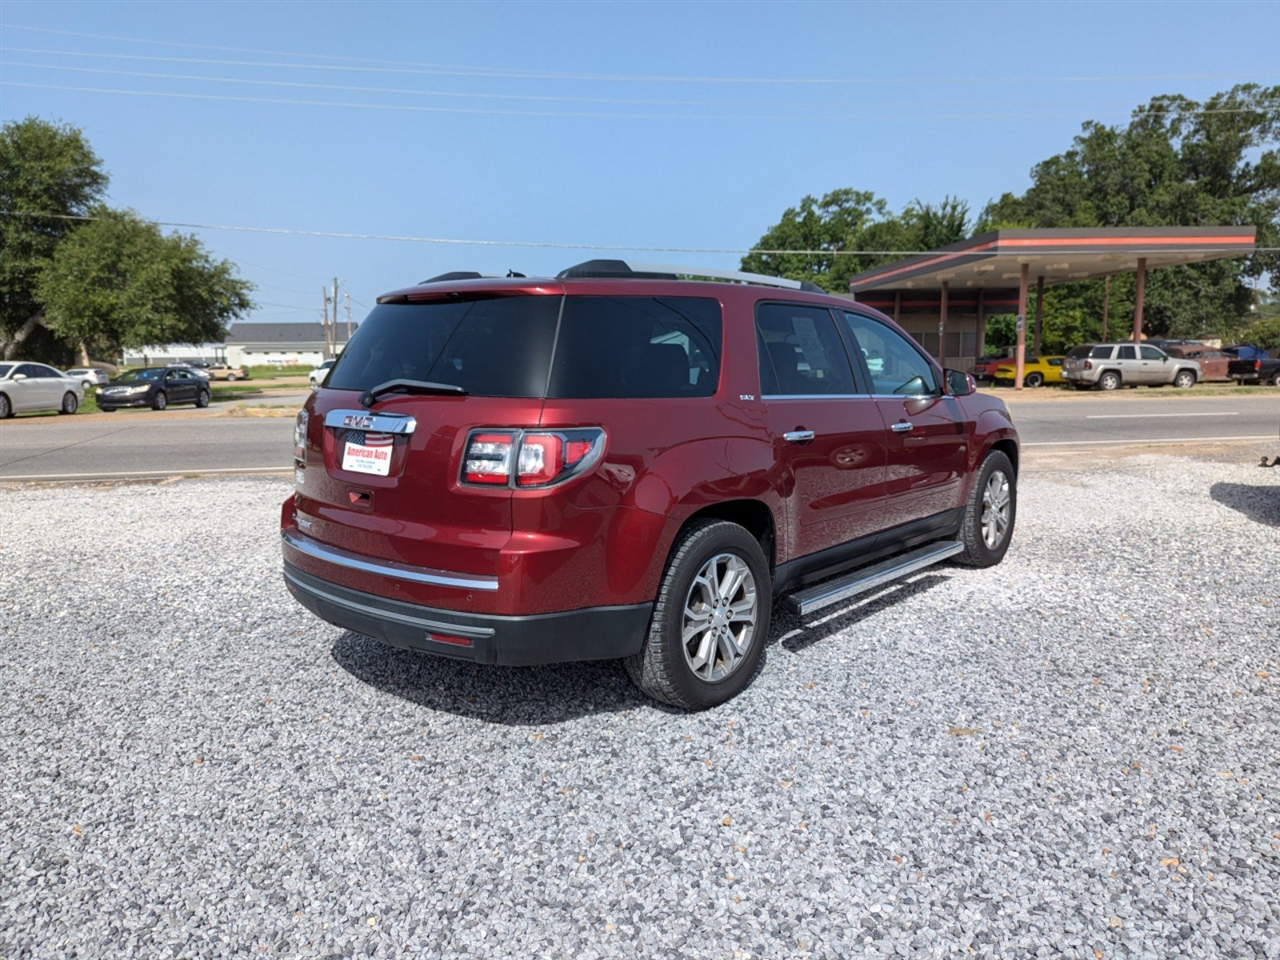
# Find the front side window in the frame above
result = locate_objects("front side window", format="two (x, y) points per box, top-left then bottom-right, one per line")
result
(755, 304), (856, 396)
(1140, 346), (1163, 360)
(841, 312), (938, 396)
(548, 296), (721, 399)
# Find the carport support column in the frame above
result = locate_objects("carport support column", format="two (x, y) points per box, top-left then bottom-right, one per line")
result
(1132, 258), (1147, 343)
(938, 281), (948, 368)
(976, 289), (987, 359)
(1034, 275), (1045, 355)
(1015, 263), (1029, 391)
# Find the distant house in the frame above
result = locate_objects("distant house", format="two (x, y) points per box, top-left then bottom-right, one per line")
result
(120, 322), (357, 369)
(223, 322), (357, 368)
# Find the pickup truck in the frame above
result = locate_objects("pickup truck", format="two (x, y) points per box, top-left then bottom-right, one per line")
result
(1227, 356), (1280, 386)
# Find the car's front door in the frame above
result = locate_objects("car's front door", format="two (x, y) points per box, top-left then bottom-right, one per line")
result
(840, 311), (970, 531)
(756, 302), (887, 561)
(1138, 345), (1167, 383)
(11, 363), (50, 411)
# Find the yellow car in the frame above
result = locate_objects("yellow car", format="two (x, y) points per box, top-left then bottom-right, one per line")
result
(993, 355), (1065, 388)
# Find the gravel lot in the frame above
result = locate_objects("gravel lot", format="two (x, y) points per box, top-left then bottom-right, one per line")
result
(2, 453), (1278, 959)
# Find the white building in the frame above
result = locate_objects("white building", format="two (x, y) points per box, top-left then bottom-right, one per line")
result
(122, 322), (357, 369)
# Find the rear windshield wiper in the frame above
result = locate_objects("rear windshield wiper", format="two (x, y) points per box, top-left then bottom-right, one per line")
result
(360, 379), (468, 407)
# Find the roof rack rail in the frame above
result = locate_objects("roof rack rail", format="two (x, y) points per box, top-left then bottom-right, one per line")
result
(556, 259), (826, 293)
(420, 270), (526, 283)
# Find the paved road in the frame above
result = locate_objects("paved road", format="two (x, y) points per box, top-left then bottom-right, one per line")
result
(1, 392), (1277, 481)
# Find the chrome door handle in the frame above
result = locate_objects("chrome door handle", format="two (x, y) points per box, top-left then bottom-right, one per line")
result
(783, 430), (816, 443)
(891, 422), (914, 433)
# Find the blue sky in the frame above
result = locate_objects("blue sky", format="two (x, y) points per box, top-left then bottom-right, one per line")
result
(2, 0), (1277, 325)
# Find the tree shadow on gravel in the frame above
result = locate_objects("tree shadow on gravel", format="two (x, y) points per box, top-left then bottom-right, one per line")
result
(330, 631), (675, 725)
(772, 573), (950, 654)
(1210, 481), (1280, 528)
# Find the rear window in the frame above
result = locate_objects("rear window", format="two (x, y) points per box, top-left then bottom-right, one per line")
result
(327, 294), (721, 399)
(326, 296), (560, 398)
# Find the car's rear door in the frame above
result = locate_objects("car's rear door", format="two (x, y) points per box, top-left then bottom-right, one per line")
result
(755, 302), (887, 559)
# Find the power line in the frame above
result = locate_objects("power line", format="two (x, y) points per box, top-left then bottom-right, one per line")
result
(9, 212), (1276, 257)
(3, 38), (1276, 87)
(5, 80), (1273, 123)
(6, 60), (1278, 114)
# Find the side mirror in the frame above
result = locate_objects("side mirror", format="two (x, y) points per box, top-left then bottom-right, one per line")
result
(12, 373), (26, 381)
(943, 368), (975, 396)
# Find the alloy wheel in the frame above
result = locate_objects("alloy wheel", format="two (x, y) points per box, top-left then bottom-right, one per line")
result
(981, 470), (1012, 549)
(680, 553), (758, 684)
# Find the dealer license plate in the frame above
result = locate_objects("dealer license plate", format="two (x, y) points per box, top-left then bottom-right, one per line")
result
(342, 434), (393, 476)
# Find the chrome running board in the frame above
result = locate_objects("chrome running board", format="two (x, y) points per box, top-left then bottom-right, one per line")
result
(785, 541), (963, 616)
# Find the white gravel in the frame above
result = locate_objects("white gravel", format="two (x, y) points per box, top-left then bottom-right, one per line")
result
(2, 453), (1278, 959)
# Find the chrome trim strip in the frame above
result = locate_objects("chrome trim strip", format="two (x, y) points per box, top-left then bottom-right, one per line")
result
(284, 569), (496, 638)
(762, 394), (870, 400)
(323, 409), (417, 435)
(281, 530), (498, 591)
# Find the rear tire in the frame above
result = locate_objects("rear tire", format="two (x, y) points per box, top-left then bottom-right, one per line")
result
(227, 373), (237, 381)
(60, 392), (78, 415)
(625, 519), (771, 711)
(152, 391), (167, 411)
(955, 451), (1016, 568)
(1024, 372), (1044, 388)
(1098, 371), (1121, 391)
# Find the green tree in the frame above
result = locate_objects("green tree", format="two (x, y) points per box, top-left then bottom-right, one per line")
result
(980, 84), (1280, 342)
(0, 116), (108, 358)
(37, 208), (254, 359)
(741, 191), (970, 293)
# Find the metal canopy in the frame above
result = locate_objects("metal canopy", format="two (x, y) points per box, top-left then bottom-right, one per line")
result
(847, 226), (1257, 294)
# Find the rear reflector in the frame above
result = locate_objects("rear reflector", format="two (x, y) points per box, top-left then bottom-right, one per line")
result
(428, 632), (473, 647)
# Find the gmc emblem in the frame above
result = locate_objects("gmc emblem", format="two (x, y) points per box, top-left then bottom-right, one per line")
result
(342, 414), (375, 429)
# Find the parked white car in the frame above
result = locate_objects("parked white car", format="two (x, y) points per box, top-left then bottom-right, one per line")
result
(65, 367), (111, 387)
(0, 362), (85, 417)
(310, 359), (336, 389)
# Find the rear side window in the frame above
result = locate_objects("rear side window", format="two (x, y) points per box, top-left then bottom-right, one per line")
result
(1066, 346), (1093, 359)
(547, 296), (721, 399)
(1089, 346), (1114, 359)
(1117, 346), (1137, 360)
(327, 296), (561, 397)
(756, 304), (856, 396)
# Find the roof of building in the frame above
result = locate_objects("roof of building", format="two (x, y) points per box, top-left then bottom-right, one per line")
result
(225, 322), (357, 345)
(847, 226), (1257, 294)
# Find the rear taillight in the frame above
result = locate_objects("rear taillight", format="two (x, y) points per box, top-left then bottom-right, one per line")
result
(464, 432), (515, 484)
(1255, 360), (1263, 371)
(294, 410), (309, 461)
(462, 428), (605, 488)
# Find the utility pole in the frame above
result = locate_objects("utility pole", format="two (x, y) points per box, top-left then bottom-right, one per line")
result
(322, 286), (332, 359)
(333, 278), (340, 357)
(344, 291), (352, 343)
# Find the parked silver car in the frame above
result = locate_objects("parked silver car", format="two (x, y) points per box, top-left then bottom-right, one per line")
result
(65, 367), (111, 388)
(0, 362), (85, 417)
(1062, 343), (1201, 390)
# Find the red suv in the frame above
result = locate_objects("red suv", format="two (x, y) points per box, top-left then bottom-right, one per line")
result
(282, 261), (1019, 709)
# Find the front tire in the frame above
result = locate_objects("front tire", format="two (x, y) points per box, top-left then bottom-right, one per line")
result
(956, 450), (1016, 568)
(152, 391), (167, 411)
(196, 390), (210, 408)
(60, 392), (79, 415)
(1098, 371), (1121, 391)
(1173, 370), (1196, 389)
(1270, 371), (1280, 387)
(226, 373), (237, 381)
(0, 393), (11, 419)
(625, 519), (771, 710)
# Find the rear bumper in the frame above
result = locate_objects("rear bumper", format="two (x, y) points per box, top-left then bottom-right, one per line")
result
(283, 562), (652, 666)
